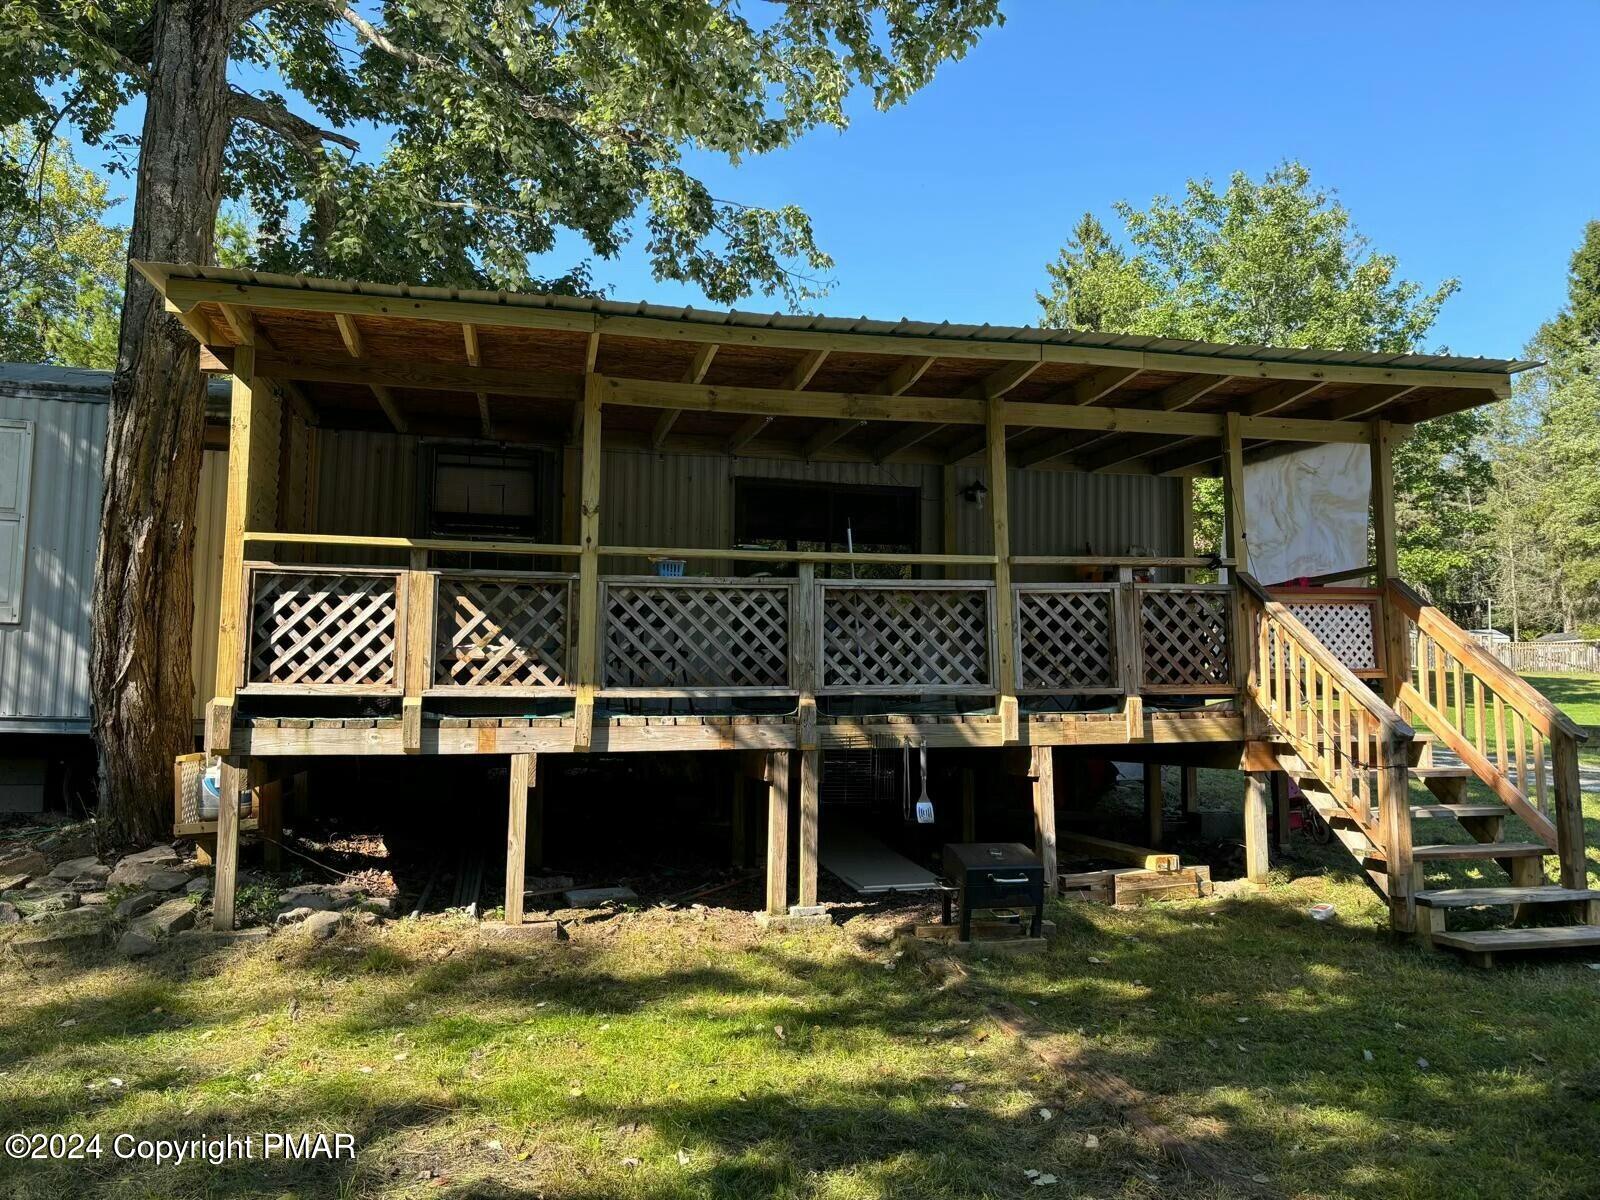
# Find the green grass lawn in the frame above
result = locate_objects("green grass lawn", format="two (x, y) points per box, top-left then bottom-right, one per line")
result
(3, 674), (1599, 1200)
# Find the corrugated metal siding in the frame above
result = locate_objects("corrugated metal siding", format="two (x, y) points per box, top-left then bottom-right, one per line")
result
(0, 384), (108, 728)
(952, 466), (1181, 581)
(190, 450), (228, 721)
(601, 449), (941, 574)
(313, 429), (417, 563)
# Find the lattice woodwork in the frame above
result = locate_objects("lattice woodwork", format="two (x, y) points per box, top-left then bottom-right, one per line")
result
(821, 585), (992, 692)
(435, 575), (571, 689)
(1285, 600), (1378, 672)
(603, 581), (791, 689)
(1139, 586), (1232, 689)
(248, 570), (399, 688)
(1015, 587), (1117, 692)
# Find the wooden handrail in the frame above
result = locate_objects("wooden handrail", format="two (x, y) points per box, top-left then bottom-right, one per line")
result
(1387, 579), (1587, 742)
(1008, 555), (1233, 569)
(245, 531), (583, 557)
(601, 545), (998, 567)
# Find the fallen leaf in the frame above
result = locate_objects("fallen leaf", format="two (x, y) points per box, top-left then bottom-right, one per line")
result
(1417, 1058), (1430, 1070)
(1033, 1173), (1057, 1186)
(1362, 1050), (1374, 1062)
(675, 1148), (692, 1166)
(1085, 1134), (1099, 1150)
(621, 1157), (640, 1168)
(1038, 1108), (1053, 1121)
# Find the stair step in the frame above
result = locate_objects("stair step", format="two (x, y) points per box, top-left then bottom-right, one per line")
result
(1410, 842), (1549, 862)
(1357, 766), (1474, 781)
(1366, 803), (1509, 822)
(1432, 926), (1600, 953)
(1415, 886), (1599, 909)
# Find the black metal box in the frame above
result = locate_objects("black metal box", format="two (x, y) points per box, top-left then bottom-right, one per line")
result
(941, 842), (1045, 940)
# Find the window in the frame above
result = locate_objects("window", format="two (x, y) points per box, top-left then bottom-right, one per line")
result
(424, 447), (552, 541)
(733, 479), (920, 578)
(0, 420), (33, 624)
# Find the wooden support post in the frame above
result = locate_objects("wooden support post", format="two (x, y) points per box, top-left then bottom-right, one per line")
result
(253, 762), (283, 872)
(961, 767), (976, 843)
(1143, 764), (1163, 848)
(573, 374), (603, 750)
(1243, 771), (1271, 885)
(1179, 475), (1195, 583)
(402, 550), (434, 754)
(213, 758), (244, 930)
(797, 749), (820, 909)
(1375, 725), (1415, 933)
(1221, 411), (1248, 576)
(1553, 736), (1587, 891)
(985, 393), (1018, 743)
(506, 753), (534, 925)
(1115, 576), (1146, 740)
(794, 563), (818, 751)
(1030, 746), (1057, 892)
(766, 751), (792, 916)
(1180, 766), (1199, 816)
(1271, 771), (1292, 852)
(208, 345), (280, 754)
(1370, 419), (1408, 706)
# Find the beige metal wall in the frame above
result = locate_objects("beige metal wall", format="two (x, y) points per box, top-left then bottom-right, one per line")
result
(191, 449), (229, 722)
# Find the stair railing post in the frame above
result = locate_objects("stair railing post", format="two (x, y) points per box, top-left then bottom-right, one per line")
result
(1552, 733), (1587, 891)
(1377, 719), (1415, 933)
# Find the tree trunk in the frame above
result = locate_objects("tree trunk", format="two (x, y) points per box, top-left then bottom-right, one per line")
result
(90, 0), (234, 846)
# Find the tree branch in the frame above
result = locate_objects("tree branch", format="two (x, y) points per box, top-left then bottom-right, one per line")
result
(228, 88), (361, 153)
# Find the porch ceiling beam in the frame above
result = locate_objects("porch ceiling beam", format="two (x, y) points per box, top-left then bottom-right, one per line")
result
(653, 343), (720, 449)
(165, 299), (217, 346)
(1064, 365), (1142, 406)
(152, 272), (1515, 396)
(869, 356), (946, 461)
(585, 331), (601, 372)
(370, 384), (409, 434)
(477, 392), (494, 439)
(803, 418), (865, 458)
(335, 313), (364, 359)
(217, 302), (257, 346)
(727, 415), (772, 454)
(872, 421), (942, 463)
(784, 349), (829, 391)
(1155, 373), (1228, 410)
(1243, 379), (1326, 415)
(1015, 432), (1080, 469)
(1081, 433), (1174, 473)
(973, 359), (1043, 400)
(251, 354), (580, 402)
(1312, 384), (1419, 422)
(463, 324), (481, 367)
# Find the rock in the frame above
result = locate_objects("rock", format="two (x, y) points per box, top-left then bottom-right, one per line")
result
(357, 895), (397, 915)
(9, 908), (109, 960)
(114, 892), (163, 921)
(173, 926), (272, 951)
(276, 906), (316, 926)
(141, 870), (192, 893)
(119, 844), (180, 867)
(24, 891), (80, 916)
(130, 899), (196, 938)
(184, 876), (212, 896)
(117, 929), (158, 957)
(278, 885), (340, 911)
(0, 901), (18, 923)
(50, 855), (102, 881)
(78, 892), (109, 907)
(352, 910), (383, 928)
(0, 848), (48, 878)
(303, 910), (342, 940)
(562, 886), (638, 907)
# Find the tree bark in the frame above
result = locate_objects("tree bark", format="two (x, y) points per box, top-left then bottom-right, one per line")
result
(90, 0), (235, 846)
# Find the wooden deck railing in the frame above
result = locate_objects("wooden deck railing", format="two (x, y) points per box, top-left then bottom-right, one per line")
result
(1387, 579), (1589, 887)
(1265, 586), (1386, 681)
(601, 576), (796, 696)
(1239, 574), (1417, 929)
(818, 580), (995, 695)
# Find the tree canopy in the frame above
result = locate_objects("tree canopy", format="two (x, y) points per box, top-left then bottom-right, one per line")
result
(1037, 161), (1484, 602)
(0, 125), (124, 368)
(6, 0), (1001, 302)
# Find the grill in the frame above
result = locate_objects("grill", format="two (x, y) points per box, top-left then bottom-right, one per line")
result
(941, 842), (1045, 941)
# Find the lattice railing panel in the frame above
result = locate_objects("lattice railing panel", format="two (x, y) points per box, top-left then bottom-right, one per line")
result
(821, 584), (992, 692)
(248, 569), (400, 688)
(1282, 600), (1379, 673)
(603, 581), (791, 689)
(435, 575), (571, 689)
(1139, 586), (1233, 690)
(1015, 587), (1117, 692)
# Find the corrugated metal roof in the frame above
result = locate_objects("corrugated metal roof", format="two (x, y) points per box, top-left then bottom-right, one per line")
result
(139, 263), (1538, 377)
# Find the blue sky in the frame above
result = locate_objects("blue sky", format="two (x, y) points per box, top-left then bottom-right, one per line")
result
(75, 0), (1600, 358)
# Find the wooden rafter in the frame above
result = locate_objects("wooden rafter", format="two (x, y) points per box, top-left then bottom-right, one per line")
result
(334, 313), (365, 359)
(1015, 431), (1081, 469)
(370, 384), (408, 433)
(1313, 384), (1419, 422)
(784, 349), (829, 391)
(1244, 379), (1326, 415)
(1155, 373), (1228, 411)
(250, 354), (580, 402)
(463, 324), (481, 367)
(1146, 437), (1218, 476)
(727, 415), (772, 454)
(803, 418), (864, 458)
(805, 354), (932, 460)
(585, 331), (601, 372)
(652, 343), (720, 449)
(1066, 366), (1142, 405)
(218, 303), (256, 346)
(872, 422), (942, 463)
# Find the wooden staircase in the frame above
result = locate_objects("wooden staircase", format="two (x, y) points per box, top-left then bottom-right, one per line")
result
(1238, 576), (1595, 966)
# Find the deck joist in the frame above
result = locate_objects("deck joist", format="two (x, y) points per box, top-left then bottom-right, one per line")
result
(232, 707), (1245, 755)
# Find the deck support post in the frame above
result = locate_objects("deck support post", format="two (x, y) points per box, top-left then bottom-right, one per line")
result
(731, 768), (747, 866)
(794, 564), (818, 751)
(505, 755), (537, 928)
(1180, 766), (1199, 818)
(1553, 736), (1587, 891)
(1243, 771), (1271, 885)
(1370, 419), (1408, 706)
(1271, 771), (1292, 852)
(765, 751), (792, 916)
(985, 393), (1018, 742)
(573, 374), (603, 750)
(961, 766), (976, 842)
(506, 753), (535, 924)
(1030, 746), (1057, 893)
(213, 757), (244, 930)
(402, 550), (434, 754)
(1221, 411), (1248, 576)
(797, 749), (820, 909)
(208, 345), (280, 754)
(1143, 764), (1163, 848)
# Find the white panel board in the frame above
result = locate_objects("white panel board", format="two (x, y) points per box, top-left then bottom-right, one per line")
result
(1243, 443), (1369, 586)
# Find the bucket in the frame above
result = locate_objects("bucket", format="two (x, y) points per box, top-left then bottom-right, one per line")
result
(198, 761), (249, 821)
